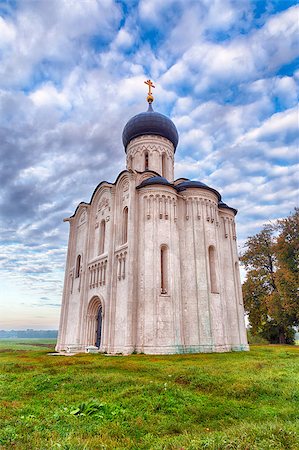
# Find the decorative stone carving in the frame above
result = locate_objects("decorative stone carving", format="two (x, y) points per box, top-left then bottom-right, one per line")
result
(78, 209), (87, 226)
(116, 251), (127, 281)
(143, 193), (176, 221)
(98, 197), (109, 212)
(88, 257), (108, 289)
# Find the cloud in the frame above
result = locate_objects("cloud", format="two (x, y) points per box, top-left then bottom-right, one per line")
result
(0, 15), (16, 44)
(240, 107), (298, 142)
(29, 83), (71, 109)
(113, 28), (134, 50)
(0, 0), (122, 88)
(161, 5), (299, 95)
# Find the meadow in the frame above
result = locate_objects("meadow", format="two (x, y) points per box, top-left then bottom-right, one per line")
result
(0, 340), (298, 449)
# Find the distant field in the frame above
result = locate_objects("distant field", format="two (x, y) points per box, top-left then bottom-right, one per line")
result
(0, 343), (298, 449)
(0, 339), (56, 351)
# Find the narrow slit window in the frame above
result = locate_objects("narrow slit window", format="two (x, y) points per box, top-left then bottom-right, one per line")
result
(145, 152), (149, 170)
(129, 154), (133, 169)
(99, 220), (106, 254)
(122, 207), (128, 244)
(160, 245), (168, 294)
(208, 245), (218, 293)
(75, 254), (81, 278)
(161, 153), (166, 177)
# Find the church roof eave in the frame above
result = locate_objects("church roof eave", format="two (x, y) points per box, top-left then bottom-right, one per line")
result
(67, 202), (90, 220)
(175, 180), (221, 200)
(136, 176), (175, 190)
(218, 201), (238, 216)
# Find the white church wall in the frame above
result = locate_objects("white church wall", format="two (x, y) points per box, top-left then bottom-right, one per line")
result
(169, 194), (183, 351)
(124, 174), (139, 353)
(154, 194), (177, 350)
(149, 149), (160, 175)
(136, 185), (182, 353)
(78, 187), (113, 350)
(55, 219), (74, 351)
(59, 206), (90, 350)
(201, 201), (225, 350)
(196, 196), (214, 350)
(177, 194), (201, 350)
(107, 173), (132, 353)
(178, 191), (218, 352)
(217, 211), (244, 349)
(138, 191), (157, 351)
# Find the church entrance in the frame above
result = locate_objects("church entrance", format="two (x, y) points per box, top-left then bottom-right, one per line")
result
(95, 305), (102, 347)
(86, 296), (103, 349)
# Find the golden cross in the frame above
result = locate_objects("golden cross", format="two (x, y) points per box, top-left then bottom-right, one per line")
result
(144, 79), (155, 95)
(144, 79), (155, 103)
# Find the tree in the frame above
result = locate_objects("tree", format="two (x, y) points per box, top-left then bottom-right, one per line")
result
(275, 208), (299, 325)
(241, 209), (299, 344)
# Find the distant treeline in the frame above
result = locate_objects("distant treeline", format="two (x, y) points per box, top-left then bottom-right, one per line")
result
(0, 329), (58, 339)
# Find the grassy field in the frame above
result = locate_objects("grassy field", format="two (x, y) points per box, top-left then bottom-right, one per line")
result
(0, 341), (298, 449)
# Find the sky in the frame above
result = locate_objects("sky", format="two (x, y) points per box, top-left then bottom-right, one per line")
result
(0, 0), (298, 330)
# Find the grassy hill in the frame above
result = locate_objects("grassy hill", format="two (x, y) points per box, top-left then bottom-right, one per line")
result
(0, 341), (298, 449)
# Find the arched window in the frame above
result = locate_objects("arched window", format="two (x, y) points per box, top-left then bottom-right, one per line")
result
(160, 245), (168, 294)
(99, 220), (106, 255)
(122, 207), (128, 244)
(208, 245), (218, 293)
(145, 152), (149, 170)
(75, 254), (81, 278)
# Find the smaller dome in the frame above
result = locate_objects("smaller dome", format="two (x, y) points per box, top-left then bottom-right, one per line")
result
(218, 200), (237, 215)
(122, 103), (179, 151)
(137, 176), (173, 189)
(175, 180), (221, 200)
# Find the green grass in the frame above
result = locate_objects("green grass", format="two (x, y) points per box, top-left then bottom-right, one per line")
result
(0, 338), (57, 351)
(0, 342), (298, 449)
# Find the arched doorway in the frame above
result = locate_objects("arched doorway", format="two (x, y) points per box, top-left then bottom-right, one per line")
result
(86, 297), (104, 349)
(95, 304), (103, 347)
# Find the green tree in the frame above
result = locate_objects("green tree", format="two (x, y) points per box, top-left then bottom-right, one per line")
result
(275, 208), (299, 325)
(241, 209), (299, 344)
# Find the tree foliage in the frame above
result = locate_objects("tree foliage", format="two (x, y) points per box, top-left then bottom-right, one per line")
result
(241, 208), (299, 344)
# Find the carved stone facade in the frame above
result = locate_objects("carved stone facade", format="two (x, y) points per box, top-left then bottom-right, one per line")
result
(56, 109), (248, 354)
(126, 135), (175, 182)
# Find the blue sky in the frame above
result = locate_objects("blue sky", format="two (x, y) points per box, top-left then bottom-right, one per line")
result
(0, 0), (298, 330)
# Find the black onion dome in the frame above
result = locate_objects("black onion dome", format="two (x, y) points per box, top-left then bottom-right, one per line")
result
(218, 200), (238, 215)
(175, 180), (221, 200)
(122, 103), (179, 151)
(136, 176), (173, 189)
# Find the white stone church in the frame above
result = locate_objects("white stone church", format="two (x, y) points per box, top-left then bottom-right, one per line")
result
(56, 81), (248, 354)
